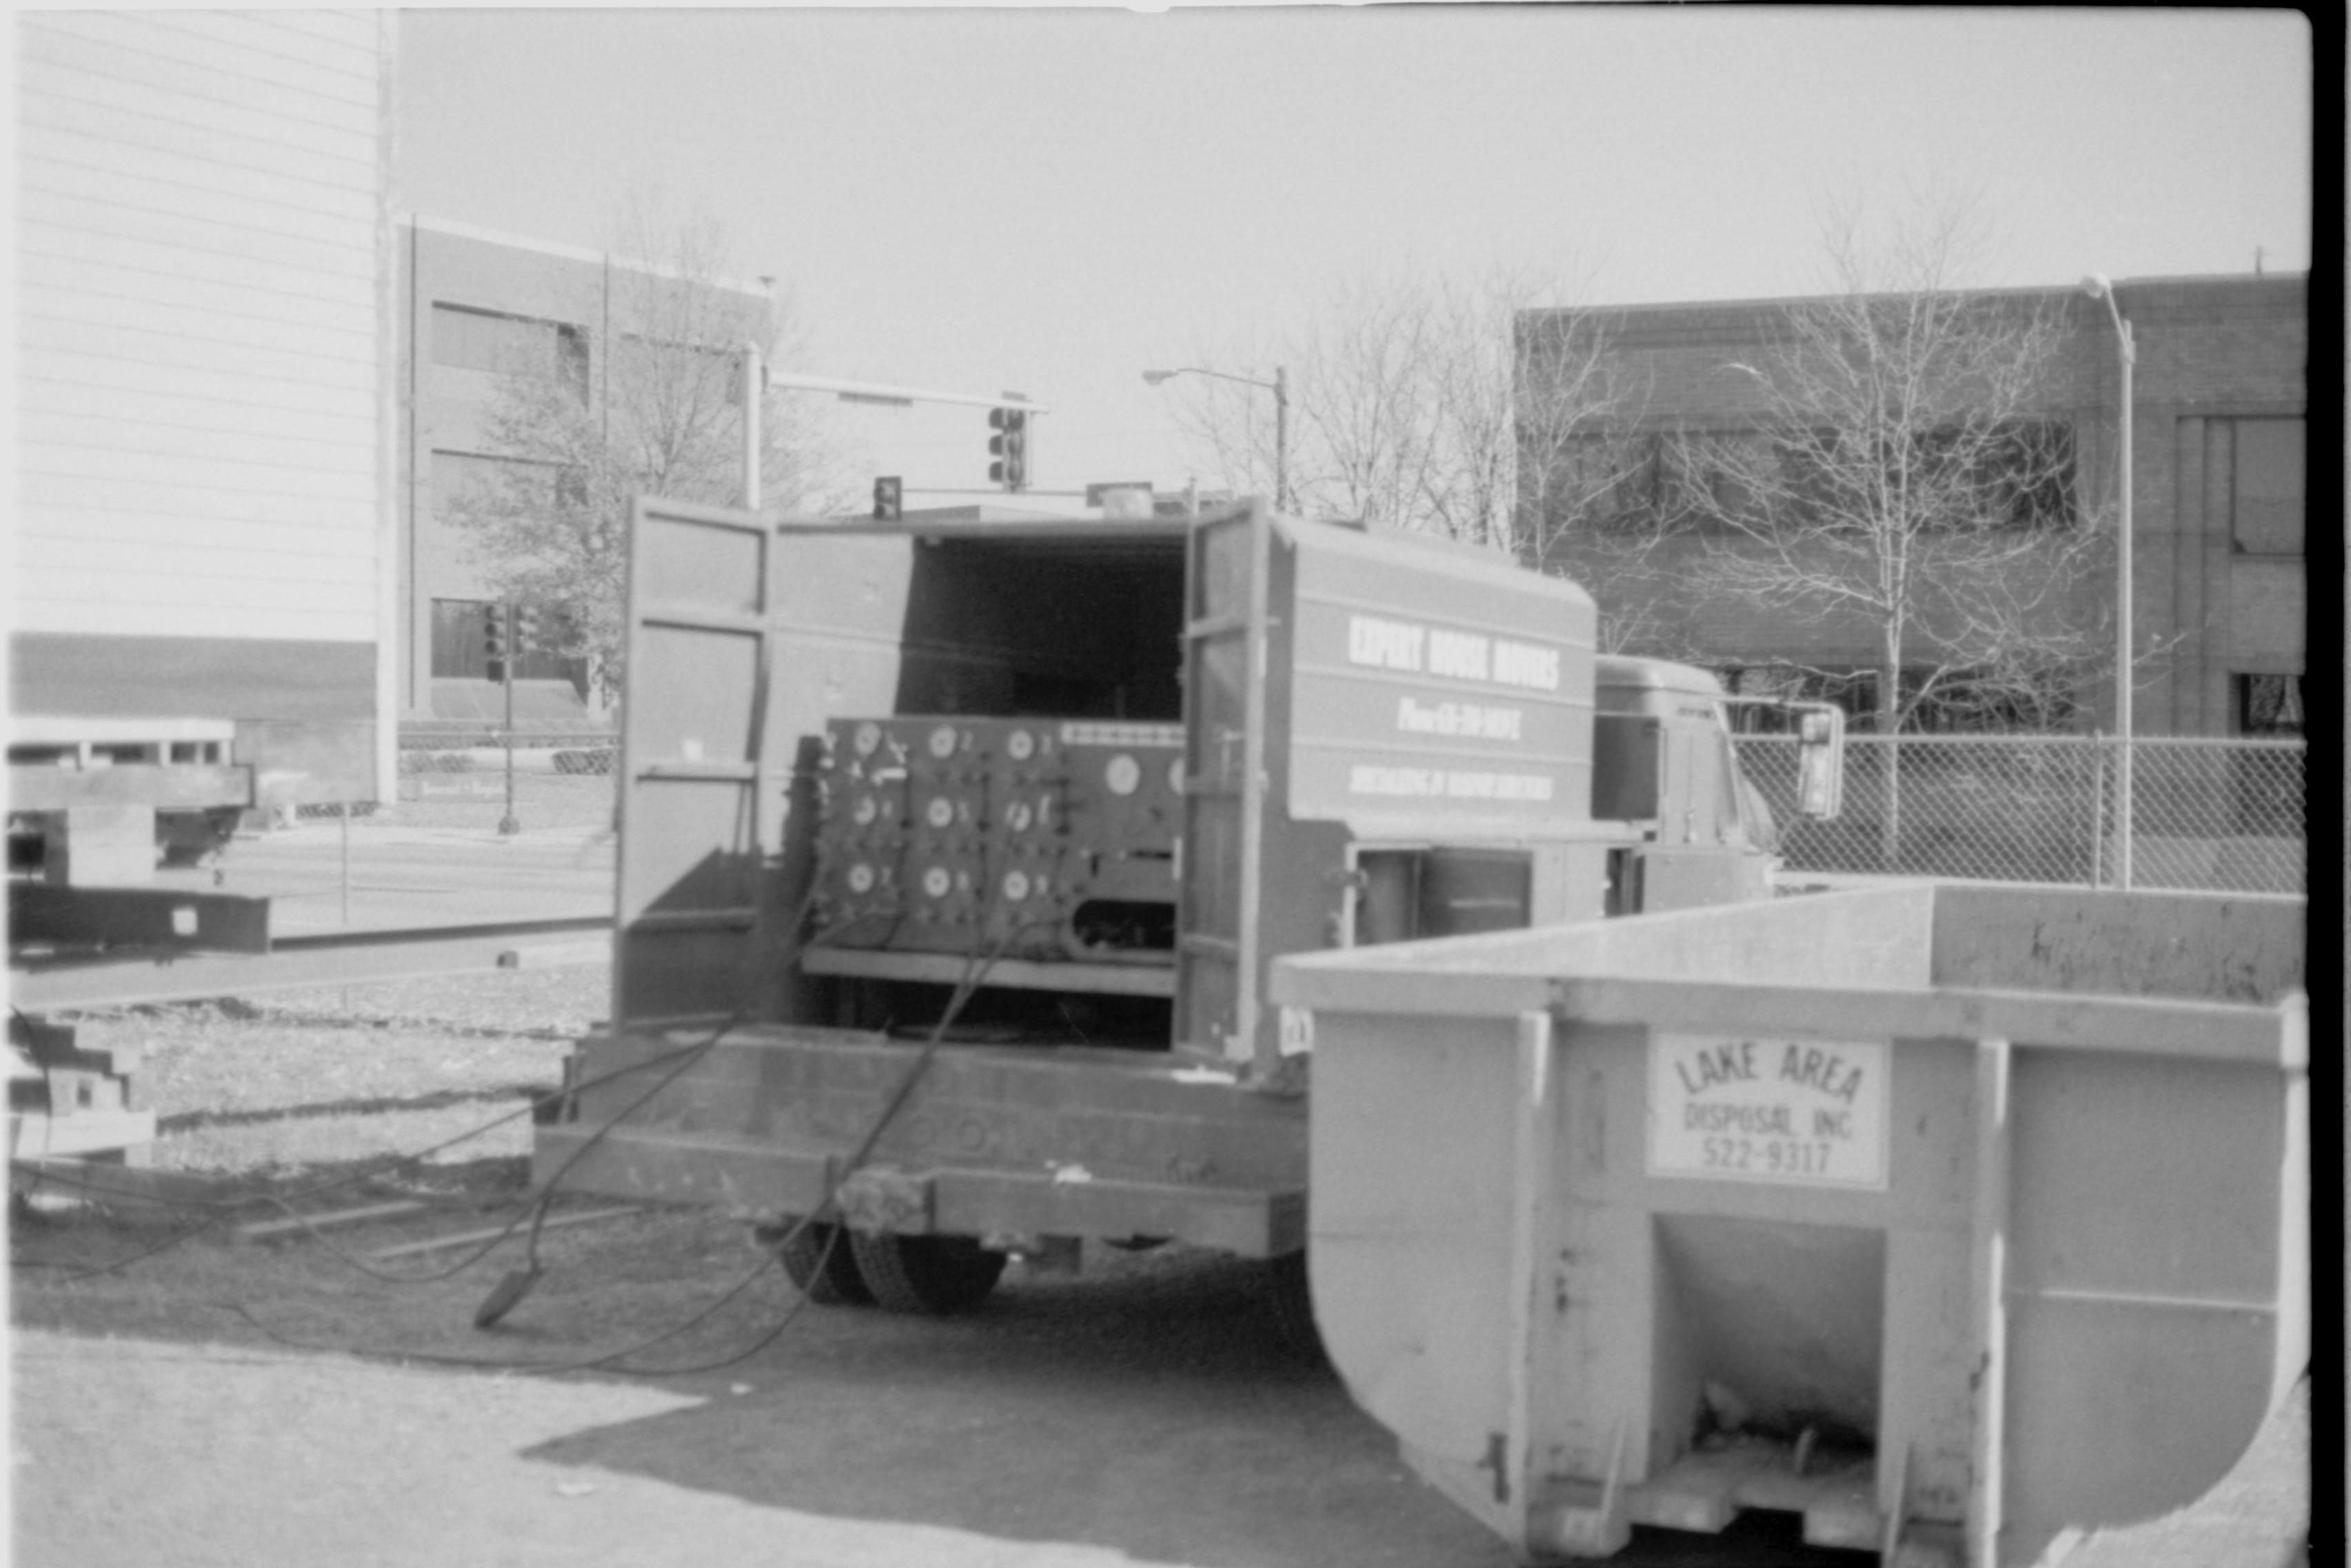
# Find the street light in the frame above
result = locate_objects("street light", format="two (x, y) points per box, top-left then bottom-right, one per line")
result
(1142, 365), (1289, 511)
(2082, 273), (2135, 890)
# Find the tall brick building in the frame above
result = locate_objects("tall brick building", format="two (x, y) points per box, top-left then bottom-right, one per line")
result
(1520, 274), (2308, 737)
(395, 217), (772, 726)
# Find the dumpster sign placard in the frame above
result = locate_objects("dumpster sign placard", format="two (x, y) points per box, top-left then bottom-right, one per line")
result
(1648, 1034), (1889, 1189)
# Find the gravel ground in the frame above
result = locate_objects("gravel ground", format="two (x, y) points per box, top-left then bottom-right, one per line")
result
(58, 968), (603, 1174)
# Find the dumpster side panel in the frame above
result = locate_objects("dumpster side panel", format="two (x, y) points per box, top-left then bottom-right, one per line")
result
(1997, 1047), (2297, 1556)
(1306, 1008), (1526, 1530)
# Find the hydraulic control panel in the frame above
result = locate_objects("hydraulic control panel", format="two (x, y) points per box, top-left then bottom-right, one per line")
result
(813, 715), (1183, 964)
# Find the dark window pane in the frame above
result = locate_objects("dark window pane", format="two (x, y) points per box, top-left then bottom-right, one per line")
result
(2232, 419), (2304, 556)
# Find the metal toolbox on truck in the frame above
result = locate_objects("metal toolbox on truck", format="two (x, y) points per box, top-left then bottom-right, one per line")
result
(1269, 885), (2307, 1567)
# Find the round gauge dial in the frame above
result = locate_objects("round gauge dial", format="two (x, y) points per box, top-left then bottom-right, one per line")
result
(1104, 754), (1141, 796)
(846, 863), (875, 894)
(854, 722), (882, 757)
(921, 866), (951, 898)
(927, 724), (958, 760)
(925, 797), (954, 829)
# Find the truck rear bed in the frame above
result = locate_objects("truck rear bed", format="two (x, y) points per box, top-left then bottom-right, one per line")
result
(541, 1022), (1306, 1256)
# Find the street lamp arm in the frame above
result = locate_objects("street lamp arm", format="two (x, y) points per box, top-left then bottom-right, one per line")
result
(1142, 363), (1291, 512)
(2079, 275), (2135, 364)
(1142, 366), (1280, 394)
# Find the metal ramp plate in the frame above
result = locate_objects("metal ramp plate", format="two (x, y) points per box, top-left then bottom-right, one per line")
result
(1623, 1438), (1962, 1565)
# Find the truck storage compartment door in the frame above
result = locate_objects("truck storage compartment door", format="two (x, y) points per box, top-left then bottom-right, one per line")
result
(1174, 502), (1273, 1063)
(614, 500), (914, 1025)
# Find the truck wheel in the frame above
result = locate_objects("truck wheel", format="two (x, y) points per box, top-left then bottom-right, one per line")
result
(1266, 1251), (1327, 1362)
(848, 1232), (1007, 1314)
(763, 1219), (874, 1306)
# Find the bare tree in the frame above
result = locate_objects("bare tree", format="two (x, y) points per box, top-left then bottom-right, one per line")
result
(1642, 196), (2115, 860)
(447, 192), (849, 700)
(1160, 264), (1627, 558)
(1686, 200), (2108, 729)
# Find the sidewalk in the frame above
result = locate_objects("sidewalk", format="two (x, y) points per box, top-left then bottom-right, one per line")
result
(170, 818), (614, 938)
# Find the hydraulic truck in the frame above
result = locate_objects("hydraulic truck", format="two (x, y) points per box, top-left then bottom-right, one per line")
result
(535, 496), (1844, 1317)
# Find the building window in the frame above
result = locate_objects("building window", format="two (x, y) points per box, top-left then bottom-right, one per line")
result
(432, 451), (573, 522)
(431, 304), (588, 396)
(2234, 673), (2304, 737)
(614, 332), (743, 405)
(430, 598), (583, 685)
(2230, 418), (2304, 556)
(1563, 420), (2077, 538)
(2229, 672), (2304, 835)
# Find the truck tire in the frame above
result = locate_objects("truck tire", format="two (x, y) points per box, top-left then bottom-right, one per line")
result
(848, 1232), (1007, 1314)
(1266, 1251), (1327, 1362)
(763, 1219), (874, 1306)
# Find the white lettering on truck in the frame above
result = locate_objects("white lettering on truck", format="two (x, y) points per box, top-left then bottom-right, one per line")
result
(1347, 765), (1554, 802)
(1395, 698), (1524, 741)
(1493, 640), (1561, 691)
(1349, 615), (1560, 693)
(1426, 629), (1491, 681)
(1348, 615), (1426, 672)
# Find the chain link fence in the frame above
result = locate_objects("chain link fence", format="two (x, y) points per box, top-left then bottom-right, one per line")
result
(1735, 734), (2306, 894)
(360, 728), (2303, 893)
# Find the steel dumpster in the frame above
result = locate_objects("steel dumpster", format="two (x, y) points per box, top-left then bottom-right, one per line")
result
(1269, 885), (2306, 1567)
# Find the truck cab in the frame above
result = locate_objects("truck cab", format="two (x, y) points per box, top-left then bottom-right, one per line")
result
(1591, 655), (1779, 913)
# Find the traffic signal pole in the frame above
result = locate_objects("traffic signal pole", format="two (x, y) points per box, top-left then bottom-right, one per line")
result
(498, 599), (519, 837)
(749, 347), (1053, 507)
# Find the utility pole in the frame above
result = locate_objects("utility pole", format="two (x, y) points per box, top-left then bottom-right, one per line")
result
(487, 599), (521, 837)
(2083, 274), (2135, 888)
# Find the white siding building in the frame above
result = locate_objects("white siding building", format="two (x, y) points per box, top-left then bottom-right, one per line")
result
(14, 10), (398, 804)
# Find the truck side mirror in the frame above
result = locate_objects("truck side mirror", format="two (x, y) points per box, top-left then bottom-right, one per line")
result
(1795, 706), (1844, 819)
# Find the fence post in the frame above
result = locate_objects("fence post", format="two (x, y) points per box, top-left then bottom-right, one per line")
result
(2089, 735), (2106, 890)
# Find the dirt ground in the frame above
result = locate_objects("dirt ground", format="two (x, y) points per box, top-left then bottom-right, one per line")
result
(15, 1204), (1904, 1568)
(3, 968), (1839, 1568)
(13, 1233), (1526, 1568)
(8, 967), (2307, 1568)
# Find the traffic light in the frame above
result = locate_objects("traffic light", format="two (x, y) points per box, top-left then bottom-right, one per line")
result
(483, 602), (509, 680)
(514, 604), (541, 653)
(987, 407), (1029, 491)
(872, 475), (903, 521)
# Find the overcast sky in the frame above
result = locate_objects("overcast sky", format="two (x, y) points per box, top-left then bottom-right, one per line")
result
(398, 6), (2315, 510)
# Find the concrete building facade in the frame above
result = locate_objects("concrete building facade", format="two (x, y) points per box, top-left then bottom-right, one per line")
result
(395, 217), (772, 727)
(1521, 274), (2309, 737)
(16, 10), (399, 804)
